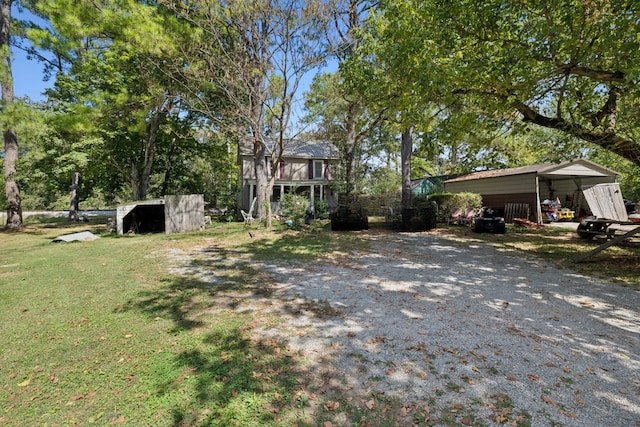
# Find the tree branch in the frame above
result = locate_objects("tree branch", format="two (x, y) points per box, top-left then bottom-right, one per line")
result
(513, 99), (640, 166)
(555, 63), (625, 83)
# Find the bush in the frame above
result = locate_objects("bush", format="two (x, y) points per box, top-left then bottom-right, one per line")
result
(429, 192), (482, 222)
(278, 193), (309, 226)
(314, 200), (329, 219)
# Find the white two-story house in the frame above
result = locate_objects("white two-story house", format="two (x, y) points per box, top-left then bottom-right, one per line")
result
(238, 138), (340, 214)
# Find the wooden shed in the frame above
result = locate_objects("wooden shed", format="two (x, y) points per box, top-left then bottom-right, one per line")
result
(443, 159), (619, 224)
(116, 194), (205, 235)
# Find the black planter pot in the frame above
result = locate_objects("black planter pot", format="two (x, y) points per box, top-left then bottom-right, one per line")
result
(330, 206), (369, 231)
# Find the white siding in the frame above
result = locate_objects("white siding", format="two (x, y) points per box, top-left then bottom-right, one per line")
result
(445, 173), (537, 195)
(242, 157), (254, 179)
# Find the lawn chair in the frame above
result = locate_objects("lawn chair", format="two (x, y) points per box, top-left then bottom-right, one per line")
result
(241, 197), (257, 226)
(460, 207), (476, 226)
(447, 207), (463, 225)
(241, 209), (255, 225)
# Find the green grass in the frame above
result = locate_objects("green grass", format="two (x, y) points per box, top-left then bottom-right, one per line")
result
(0, 219), (316, 426)
(0, 217), (383, 426)
(439, 224), (640, 286)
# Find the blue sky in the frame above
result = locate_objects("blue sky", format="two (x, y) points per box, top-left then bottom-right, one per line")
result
(13, 48), (51, 101)
(12, 6), (52, 101)
(9, 6), (332, 110)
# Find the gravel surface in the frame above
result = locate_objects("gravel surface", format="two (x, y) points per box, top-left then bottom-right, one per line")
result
(258, 231), (640, 426)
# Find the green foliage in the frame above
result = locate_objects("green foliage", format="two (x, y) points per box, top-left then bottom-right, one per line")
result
(590, 149), (640, 202)
(314, 200), (329, 220)
(429, 192), (483, 222)
(369, 0), (640, 167)
(277, 192), (310, 226)
(365, 167), (401, 195)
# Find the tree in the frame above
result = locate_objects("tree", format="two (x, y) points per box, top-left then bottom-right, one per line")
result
(370, 0), (640, 167)
(24, 0), (192, 201)
(163, 0), (330, 227)
(304, 0), (391, 203)
(1, 0), (22, 228)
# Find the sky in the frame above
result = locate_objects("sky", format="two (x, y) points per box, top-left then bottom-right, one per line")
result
(9, 5), (333, 115)
(13, 48), (51, 101)
(12, 6), (53, 101)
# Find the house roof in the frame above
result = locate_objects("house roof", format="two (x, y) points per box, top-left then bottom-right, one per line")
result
(240, 138), (339, 159)
(444, 159), (619, 183)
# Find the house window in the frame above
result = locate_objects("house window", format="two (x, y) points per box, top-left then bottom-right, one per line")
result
(313, 160), (324, 179)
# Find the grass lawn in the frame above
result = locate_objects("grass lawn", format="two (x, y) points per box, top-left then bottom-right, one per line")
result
(437, 222), (640, 286)
(0, 217), (366, 426)
(1, 217), (637, 426)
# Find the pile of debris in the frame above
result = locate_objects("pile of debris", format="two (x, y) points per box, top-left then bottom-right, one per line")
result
(512, 217), (544, 229)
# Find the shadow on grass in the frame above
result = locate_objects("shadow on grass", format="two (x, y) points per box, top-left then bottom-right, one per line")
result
(443, 225), (640, 285)
(119, 243), (313, 426)
(166, 327), (304, 426)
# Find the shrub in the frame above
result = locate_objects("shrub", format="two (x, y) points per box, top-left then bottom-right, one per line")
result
(278, 193), (309, 226)
(314, 200), (329, 219)
(429, 192), (482, 222)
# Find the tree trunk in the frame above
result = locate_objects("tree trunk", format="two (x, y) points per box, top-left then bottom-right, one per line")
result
(343, 104), (359, 201)
(68, 172), (80, 222)
(401, 127), (413, 210)
(253, 136), (268, 220)
(1, 0), (21, 229)
(160, 137), (177, 196)
(514, 98), (640, 168)
(130, 108), (166, 201)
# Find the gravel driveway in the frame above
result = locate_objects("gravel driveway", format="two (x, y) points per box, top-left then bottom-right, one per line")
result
(255, 231), (640, 426)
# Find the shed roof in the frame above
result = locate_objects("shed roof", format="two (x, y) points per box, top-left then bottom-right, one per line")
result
(240, 138), (339, 159)
(444, 159), (618, 183)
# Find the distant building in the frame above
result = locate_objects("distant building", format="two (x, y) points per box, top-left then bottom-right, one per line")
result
(444, 159), (619, 223)
(411, 175), (460, 197)
(238, 139), (340, 213)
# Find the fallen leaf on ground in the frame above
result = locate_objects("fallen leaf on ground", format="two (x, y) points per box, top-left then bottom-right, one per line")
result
(364, 398), (375, 410)
(560, 410), (579, 418)
(541, 395), (556, 406)
(495, 414), (509, 423)
(18, 379), (30, 387)
(324, 401), (339, 411)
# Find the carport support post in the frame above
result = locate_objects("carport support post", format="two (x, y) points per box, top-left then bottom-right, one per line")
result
(535, 175), (543, 224)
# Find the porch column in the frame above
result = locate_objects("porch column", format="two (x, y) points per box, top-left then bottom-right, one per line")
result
(310, 184), (315, 208)
(249, 183), (254, 210)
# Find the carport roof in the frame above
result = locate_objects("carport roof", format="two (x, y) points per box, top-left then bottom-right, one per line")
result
(444, 159), (619, 183)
